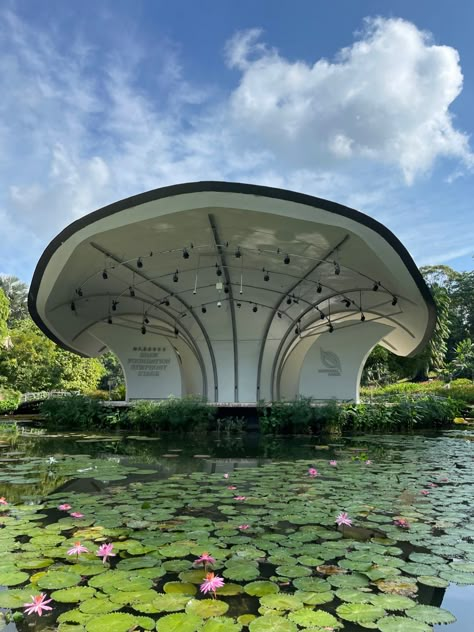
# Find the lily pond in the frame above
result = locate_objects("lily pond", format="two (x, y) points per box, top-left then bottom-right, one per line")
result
(1, 427), (474, 632)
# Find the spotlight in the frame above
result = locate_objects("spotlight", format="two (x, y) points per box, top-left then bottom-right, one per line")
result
(70, 301), (76, 311)
(165, 299), (170, 306)
(173, 270), (179, 283)
(112, 300), (118, 311)
(235, 247), (241, 258)
(102, 269), (108, 280)
(328, 324), (334, 333)
(295, 324), (300, 335)
(317, 283), (322, 293)
(320, 311), (325, 320)
(286, 297), (292, 305)
(373, 282), (380, 292)
(144, 317), (150, 324)
(292, 297), (299, 304)
(263, 271), (270, 282)
(236, 302), (242, 308)
(252, 305), (258, 313)
(284, 254), (290, 265)
(182, 248), (190, 259)
(217, 301), (222, 308)
(343, 298), (351, 308)
(392, 296), (398, 306)
(201, 306), (207, 314)
(141, 325), (146, 335)
(129, 286), (135, 297)
(334, 262), (341, 276)
(277, 311), (282, 318)
(361, 313), (366, 322)
(76, 288), (83, 297)
(216, 265), (222, 277)
(107, 316), (112, 324)
(174, 327), (179, 336)
(224, 285), (230, 294)
(137, 258), (143, 269)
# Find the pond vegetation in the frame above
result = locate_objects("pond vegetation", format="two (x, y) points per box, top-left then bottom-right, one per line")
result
(0, 427), (473, 630)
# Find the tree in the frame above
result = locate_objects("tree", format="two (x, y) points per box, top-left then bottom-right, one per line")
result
(0, 317), (105, 393)
(98, 351), (125, 391)
(450, 338), (474, 380)
(0, 288), (9, 342)
(0, 275), (29, 325)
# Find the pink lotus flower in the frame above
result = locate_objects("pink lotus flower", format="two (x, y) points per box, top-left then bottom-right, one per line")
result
(335, 512), (352, 527)
(194, 552), (216, 568)
(365, 460), (372, 465)
(393, 518), (410, 529)
(238, 524), (250, 530)
(420, 490), (430, 496)
(329, 460), (337, 466)
(0, 497), (8, 505)
(439, 477), (449, 483)
(223, 473), (229, 479)
(70, 512), (84, 518)
(67, 541), (89, 557)
(58, 503), (71, 511)
(427, 482), (438, 488)
(200, 572), (225, 598)
(308, 467), (319, 477)
(227, 486), (237, 490)
(96, 543), (115, 564)
(23, 593), (53, 616)
(234, 496), (246, 501)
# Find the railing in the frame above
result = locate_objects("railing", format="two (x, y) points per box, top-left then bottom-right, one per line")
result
(20, 390), (81, 403)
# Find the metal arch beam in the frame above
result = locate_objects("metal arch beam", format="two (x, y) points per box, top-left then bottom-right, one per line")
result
(256, 235), (350, 400)
(208, 214), (239, 401)
(89, 241), (218, 401)
(274, 305), (413, 400)
(270, 290), (414, 400)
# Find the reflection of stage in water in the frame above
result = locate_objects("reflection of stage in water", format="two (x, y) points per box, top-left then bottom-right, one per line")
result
(202, 458), (270, 475)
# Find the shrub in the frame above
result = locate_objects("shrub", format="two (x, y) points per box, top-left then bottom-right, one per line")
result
(0, 389), (20, 414)
(124, 396), (216, 432)
(40, 395), (112, 430)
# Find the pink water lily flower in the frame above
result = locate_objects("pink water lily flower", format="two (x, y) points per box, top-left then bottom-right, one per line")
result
(23, 593), (53, 616)
(308, 467), (319, 477)
(194, 552), (216, 567)
(234, 496), (247, 501)
(329, 460), (337, 466)
(200, 572), (225, 598)
(393, 518), (410, 529)
(238, 524), (250, 530)
(335, 511), (352, 527)
(427, 482), (438, 488)
(223, 473), (229, 479)
(67, 541), (89, 557)
(70, 512), (84, 518)
(0, 497), (8, 505)
(227, 485), (237, 490)
(58, 503), (71, 511)
(420, 490), (430, 496)
(365, 460), (372, 465)
(96, 543), (115, 564)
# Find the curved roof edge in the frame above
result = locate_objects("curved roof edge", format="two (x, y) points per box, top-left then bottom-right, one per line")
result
(28, 180), (437, 357)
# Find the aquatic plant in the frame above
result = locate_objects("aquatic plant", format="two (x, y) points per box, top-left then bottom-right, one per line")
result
(23, 593), (53, 616)
(199, 572), (225, 598)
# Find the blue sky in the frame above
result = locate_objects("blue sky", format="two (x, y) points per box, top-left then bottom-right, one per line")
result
(1, 0), (473, 283)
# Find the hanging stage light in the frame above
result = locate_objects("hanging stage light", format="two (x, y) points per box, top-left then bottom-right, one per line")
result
(361, 313), (366, 322)
(263, 269), (270, 282)
(235, 247), (241, 258)
(373, 281), (380, 291)
(286, 296), (292, 305)
(343, 298), (351, 308)
(107, 316), (112, 324)
(392, 296), (398, 306)
(328, 324), (334, 333)
(129, 286), (135, 297)
(141, 324), (146, 335)
(252, 305), (258, 313)
(216, 264), (222, 277)
(137, 257), (143, 269)
(165, 299), (170, 306)
(236, 302), (242, 308)
(217, 301), (222, 308)
(173, 270), (179, 283)
(102, 269), (108, 280)
(144, 316), (150, 324)
(201, 306), (207, 314)
(295, 325), (300, 335)
(320, 311), (325, 320)
(317, 283), (322, 293)
(277, 311), (282, 318)
(70, 301), (76, 311)
(334, 261), (341, 275)
(224, 284), (230, 294)
(292, 296), (299, 304)
(112, 300), (118, 311)
(284, 254), (290, 265)
(76, 288), (83, 297)
(182, 248), (190, 259)
(174, 326), (179, 335)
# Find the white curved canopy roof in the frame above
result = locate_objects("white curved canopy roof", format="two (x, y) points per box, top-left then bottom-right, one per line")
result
(29, 182), (435, 402)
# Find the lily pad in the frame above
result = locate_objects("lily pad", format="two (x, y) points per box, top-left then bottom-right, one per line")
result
(185, 598), (229, 618)
(0, 570), (29, 586)
(201, 618), (243, 632)
(336, 602), (386, 623)
(156, 612), (204, 632)
(244, 581), (279, 596)
(407, 604), (456, 625)
(259, 594), (304, 612)
(85, 613), (149, 632)
(377, 616), (431, 632)
(37, 571), (82, 589)
(288, 608), (342, 628)
(51, 586), (97, 602)
(249, 616), (298, 632)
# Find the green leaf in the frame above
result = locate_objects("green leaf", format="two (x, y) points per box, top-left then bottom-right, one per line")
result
(51, 586), (96, 602)
(249, 615), (298, 632)
(259, 594), (304, 612)
(85, 613), (144, 632)
(407, 604), (456, 625)
(185, 598), (229, 618)
(201, 618), (243, 632)
(336, 602), (386, 623)
(369, 593), (416, 611)
(79, 598), (121, 614)
(163, 581), (197, 595)
(244, 581), (280, 597)
(288, 608), (342, 628)
(0, 570), (29, 586)
(37, 571), (82, 589)
(377, 615), (432, 632)
(156, 613), (204, 632)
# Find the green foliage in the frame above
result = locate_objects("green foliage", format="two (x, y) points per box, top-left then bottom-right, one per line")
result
(449, 338), (474, 380)
(40, 395), (113, 430)
(124, 396), (216, 432)
(0, 287), (9, 342)
(0, 318), (105, 393)
(0, 276), (27, 326)
(0, 391), (20, 414)
(259, 398), (339, 434)
(361, 379), (474, 405)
